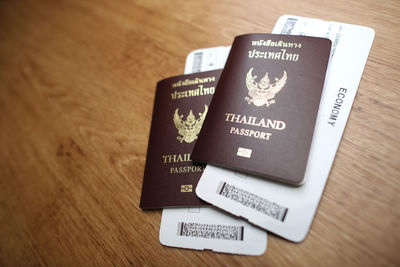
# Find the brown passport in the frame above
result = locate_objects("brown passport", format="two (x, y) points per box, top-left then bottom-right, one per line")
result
(192, 34), (331, 185)
(140, 69), (222, 209)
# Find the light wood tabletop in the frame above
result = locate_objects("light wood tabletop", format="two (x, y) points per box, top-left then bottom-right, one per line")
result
(1, 0), (399, 266)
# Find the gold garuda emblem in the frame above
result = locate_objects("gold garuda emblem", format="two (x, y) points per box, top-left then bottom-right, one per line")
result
(245, 67), (287, 108)
(173, 105), (208, 143)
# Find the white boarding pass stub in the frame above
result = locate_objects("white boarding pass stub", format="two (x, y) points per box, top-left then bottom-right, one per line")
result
(160, 207), (267, 255)
(196, 15), (375, 242)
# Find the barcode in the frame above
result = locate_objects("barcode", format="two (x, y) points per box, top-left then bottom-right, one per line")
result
(177, 222), (244, 241)
(281, 18), (297, 34)
(217, 182), (288, 222)
(191, 52), (203, 73)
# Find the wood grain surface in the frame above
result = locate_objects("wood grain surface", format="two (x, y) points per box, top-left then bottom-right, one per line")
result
(1, 0), (399, 266)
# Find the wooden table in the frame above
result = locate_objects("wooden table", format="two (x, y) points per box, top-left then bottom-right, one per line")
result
(1, 0), (399, 266)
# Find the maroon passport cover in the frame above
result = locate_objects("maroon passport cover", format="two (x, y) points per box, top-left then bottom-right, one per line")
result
(192, 34), (331, 185)
(140, 70), (222, 209)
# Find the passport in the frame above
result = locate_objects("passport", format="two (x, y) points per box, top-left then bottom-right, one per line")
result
(140, 69), (222, 209)
(192, 34), (331, 185)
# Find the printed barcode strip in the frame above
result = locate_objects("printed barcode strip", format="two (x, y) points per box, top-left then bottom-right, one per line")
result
(217, 182), (289, 222)
(191, 52), (203, 73)
(177, 222), (244, 241)
(281, 18), (297, 34)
